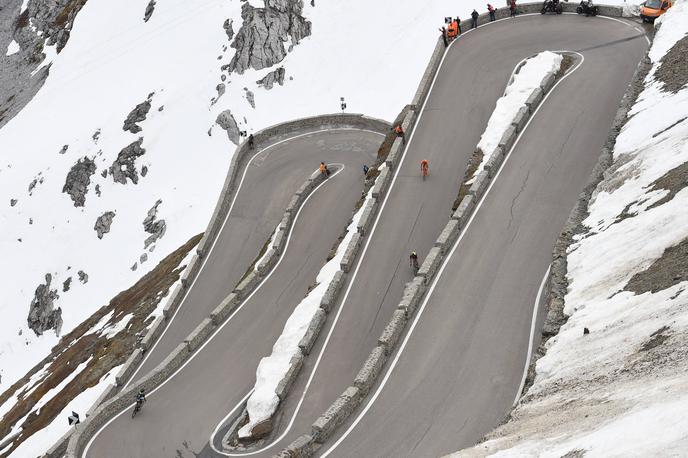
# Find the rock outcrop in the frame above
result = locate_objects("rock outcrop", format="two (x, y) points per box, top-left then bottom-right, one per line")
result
(257, 67), (285, 89)
(143, 199), (166, 248)
(123, 97), (152, 133)
(62, 157), (96, 207)
(143, 0), (156, 22)
(109, 139), (146, 185)
(216, 109), (241, 145)
(227, 0), (311, 74)
(223, 19), (234, 41)
(94, 211), (115, 239)
(14, 0), (89, 54)
(27, 274), (62, 336)
(245, 88), (255, 108)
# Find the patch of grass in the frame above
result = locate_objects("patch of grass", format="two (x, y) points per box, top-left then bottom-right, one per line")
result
(625, 236), (688, 295)
(556, 54), (574, 79)
(54, 0), (88, 28)
(646, 161), (688, 210)
(15, 8), (29, 29)
(640, 326), (671, 352)
(0, 233), (201, 456)
(655, 34), (688, 94)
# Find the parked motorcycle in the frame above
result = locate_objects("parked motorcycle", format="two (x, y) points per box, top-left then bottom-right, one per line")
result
(577, 0), (599, 16)
(541, 0), (564, 14)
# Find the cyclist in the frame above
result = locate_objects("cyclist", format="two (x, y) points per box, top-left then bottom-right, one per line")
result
(420, 159), (429, 178)
(410, 251), (419, 273)
(319, 162), (330, 177)
(136, 388), (146, 406)
(132, 388), (146, 418)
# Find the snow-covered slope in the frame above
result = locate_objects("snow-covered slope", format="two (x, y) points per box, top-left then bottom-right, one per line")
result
(454, 2), (688, 456)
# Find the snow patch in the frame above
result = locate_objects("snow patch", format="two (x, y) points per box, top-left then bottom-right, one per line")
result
(5, 40), (20, 56)
(475, 51), (562, 174)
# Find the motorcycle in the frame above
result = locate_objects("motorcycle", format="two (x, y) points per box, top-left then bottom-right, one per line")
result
(541, 0), (563, 14)
(576, 0), (598, 16)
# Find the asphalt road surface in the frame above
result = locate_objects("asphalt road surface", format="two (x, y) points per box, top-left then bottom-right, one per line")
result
(85, 13), (647, 458)
(85, 129), (381, 457)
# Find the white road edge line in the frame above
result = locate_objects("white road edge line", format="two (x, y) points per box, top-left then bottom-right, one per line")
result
(513, 265), (551, 407)
(321, 52), (585, 457)
(84, 126), (384, 456)
(125, 128), (382, 388)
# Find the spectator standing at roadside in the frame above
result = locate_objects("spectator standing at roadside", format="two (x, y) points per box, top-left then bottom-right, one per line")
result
(455, 16), (462, 34)
(488, 4), (496, 21)
(510, 0), (517, 17)
(471, 9), (479, 28)
(439, 26), (448, 47)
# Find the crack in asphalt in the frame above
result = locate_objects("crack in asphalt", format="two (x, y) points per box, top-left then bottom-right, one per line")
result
(410, 420), (433, 455)
(508, 169), (530, 230)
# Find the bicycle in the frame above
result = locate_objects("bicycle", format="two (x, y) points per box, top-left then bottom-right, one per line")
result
(132, 399), (145, 418)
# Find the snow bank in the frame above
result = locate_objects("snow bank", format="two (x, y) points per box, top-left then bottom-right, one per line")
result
(239, 184), (375, 438)
(476, 51), (562, 162)
(452, 2), (688, 456)
(5, 40), (20, 56)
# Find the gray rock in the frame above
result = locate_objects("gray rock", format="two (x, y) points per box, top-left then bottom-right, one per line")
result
(109, 138), (145, 185)
(94, 211), (115, 239)
(256, 67), (285, 89)
(143, 199), (166, 248)
(216, 109), (241, 145)
(78, 270), (88, 284)
(245, 89), (255, 108)
(223, 19), (234, 41)
(28, 178), (37, 193)
(212, 83), (226, 105)
(101, 169), (107, 178)
(141, 165), (148, 177)
(62, 157), (96, 207)
(10, 199), (17, 207)
(140, 253), (148, 264)
(228, 0), (311, 74)
(27, 274), (62, 336)
(123, 100), (151, 133)
(143, 0), (156, 22)
(95, 184), (101, 196)
(15, 0), (89, 53)
(131, 262), (138, 271)
(62, 276), (72, 292)
(59, 144), (69, 154)
(92, 130), (100, 142)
